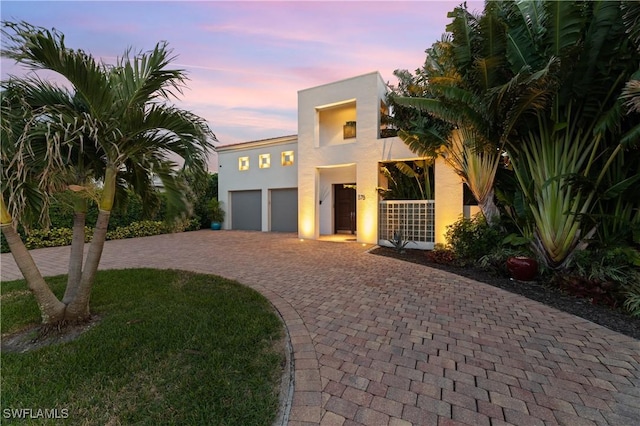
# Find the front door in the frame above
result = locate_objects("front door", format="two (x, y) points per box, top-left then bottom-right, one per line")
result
(334, 184), (356, 234)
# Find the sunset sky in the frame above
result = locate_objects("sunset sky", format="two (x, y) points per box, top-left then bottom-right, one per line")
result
(1, 1), (483, 170)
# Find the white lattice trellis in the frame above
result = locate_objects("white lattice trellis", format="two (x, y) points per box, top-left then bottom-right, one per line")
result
(378, 200), (435, 250)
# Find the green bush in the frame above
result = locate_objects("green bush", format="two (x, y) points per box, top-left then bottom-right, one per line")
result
(426, 244), (456, 264)
(2, 172), (214, 253)
(105, 221), (168, 240)
(559, 246), (640, 315)
(47, 190), (164, 231)
(446, 215), (505, 266)
(2, 219), (202, 253)
(25, 227), (74, 249)
(190, 173), (219, 229)
(624, 289), (640, 318)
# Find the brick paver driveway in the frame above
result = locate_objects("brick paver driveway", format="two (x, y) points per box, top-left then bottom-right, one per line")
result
(2, 230), (639, 425)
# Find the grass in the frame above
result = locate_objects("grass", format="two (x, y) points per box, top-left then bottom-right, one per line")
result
(1, 269), (285, 425)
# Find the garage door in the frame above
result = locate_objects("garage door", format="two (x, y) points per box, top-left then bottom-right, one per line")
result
(271, 188), (298, 232)
(231, 190), (261, 231)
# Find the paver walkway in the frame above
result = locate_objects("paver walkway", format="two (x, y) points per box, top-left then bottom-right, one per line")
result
(2, 230), (639, 425)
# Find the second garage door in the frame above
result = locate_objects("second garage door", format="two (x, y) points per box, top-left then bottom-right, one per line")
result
(271, 188), (298, 232)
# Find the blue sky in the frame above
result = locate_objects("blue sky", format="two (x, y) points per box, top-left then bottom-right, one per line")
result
(1, 1), (483, 168)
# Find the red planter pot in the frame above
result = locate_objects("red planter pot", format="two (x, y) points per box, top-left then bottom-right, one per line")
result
(506, 256), (538, 281)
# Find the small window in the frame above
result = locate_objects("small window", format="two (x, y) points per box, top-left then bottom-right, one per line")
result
(259, 153), (271, 169)
(238, 156), (249, 171)
(281, 151), (294, 166)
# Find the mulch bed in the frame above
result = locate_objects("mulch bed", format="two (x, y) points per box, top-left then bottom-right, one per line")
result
(370, 247), (640, 340)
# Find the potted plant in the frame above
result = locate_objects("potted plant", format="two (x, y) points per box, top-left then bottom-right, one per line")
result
(207, 198), (225, 230)
(502, 234), (538, 281)
(506, 255), (539, 281)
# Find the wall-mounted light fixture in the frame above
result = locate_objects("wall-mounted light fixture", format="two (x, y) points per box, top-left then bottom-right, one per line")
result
(343, 121), (356, 139)
(259, 153), (271, 169)
(281, 151), (294, 166)
(238, 156), (249, 171)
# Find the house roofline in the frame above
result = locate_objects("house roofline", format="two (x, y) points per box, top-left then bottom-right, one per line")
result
(298, 71), (384, 94)
(216, 135), (298, 152)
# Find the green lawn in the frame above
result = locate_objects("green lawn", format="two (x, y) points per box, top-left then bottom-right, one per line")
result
(1, 269), (285, 425)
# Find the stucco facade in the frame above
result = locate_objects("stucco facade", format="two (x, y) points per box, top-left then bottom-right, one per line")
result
(218, 72), (466, 247)
(217, 136), (298, 232)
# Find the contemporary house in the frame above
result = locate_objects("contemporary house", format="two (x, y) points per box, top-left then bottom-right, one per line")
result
(218, 72), (474, 249)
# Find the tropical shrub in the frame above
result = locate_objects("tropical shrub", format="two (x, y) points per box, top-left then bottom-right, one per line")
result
(478, 246), (523, 277)
(0, 190), (178, 253)
(445, 215), (505, 266)
(388, 230), (411, 253)
(552, 246), (640, 311)
(48, 190), (156, 230)
(186, 172), (219, 229)
(2, 219), (200, 252)
(105, 221), (171, 240)
(426, 244), (456, 264)
(379, 160), (434, 200)
(207, 198), (225, 223)
(624, 290), (640, 318)
(391, 1), (640, 269)
(24, 227), (91, 249)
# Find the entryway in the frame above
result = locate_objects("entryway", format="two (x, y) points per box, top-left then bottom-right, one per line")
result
(334, 184), (356, 234)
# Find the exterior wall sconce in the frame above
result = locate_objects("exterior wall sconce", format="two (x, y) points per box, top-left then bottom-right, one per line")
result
(238, 156), (249, 171)
(343, 121), (356, 139)
(259, 153), (271, 169)
(281, 151), (294, 166)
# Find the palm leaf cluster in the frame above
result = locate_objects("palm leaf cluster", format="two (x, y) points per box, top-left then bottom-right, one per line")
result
(1, 21), (216, 324)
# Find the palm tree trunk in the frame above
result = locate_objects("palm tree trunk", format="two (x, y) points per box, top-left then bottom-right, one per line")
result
(64, 167), (115, 321)
(62, 209), (86, 304)
(64, 209), (110, 321)
(0, 222), (66, 324)
(478, 189), (500, 226)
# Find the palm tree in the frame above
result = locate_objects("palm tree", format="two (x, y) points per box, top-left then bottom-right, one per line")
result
(390, 4), (554, 226)
(1, 21), (216, 325)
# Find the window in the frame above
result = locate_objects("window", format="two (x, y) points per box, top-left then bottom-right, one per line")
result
(281, 151), (294, 166)
(259, 153), (271, 169)
(238, 156), (249, 171)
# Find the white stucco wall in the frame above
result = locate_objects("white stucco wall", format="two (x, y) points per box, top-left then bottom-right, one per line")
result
(217, 136), (298, 231)
(434, 156), (464, 245)
(297, 72), (423, 244)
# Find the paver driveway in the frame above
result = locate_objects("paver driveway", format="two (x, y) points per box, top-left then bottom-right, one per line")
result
(2, 230), (639, 425)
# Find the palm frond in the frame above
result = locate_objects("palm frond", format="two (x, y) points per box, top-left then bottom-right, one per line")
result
(622, 0), (640, 49)
(620, 122), (640, 147)
(2, 21), (113, 117)
(114, 42), (187, 112)
(621, 78), (640, 114)
(573, 1), (623, 96)
(394, 162), (418, 179)
(544, 0), (585, 58)
(503, 0), (545, 72)
(397, 129), (446, 158)
(446, 5), (477, 71)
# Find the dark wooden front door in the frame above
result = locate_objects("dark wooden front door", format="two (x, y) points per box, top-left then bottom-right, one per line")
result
(334, 184), (356, 234)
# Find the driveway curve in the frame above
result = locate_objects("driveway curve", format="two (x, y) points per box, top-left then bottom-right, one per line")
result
(2, 230), (639, 425)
